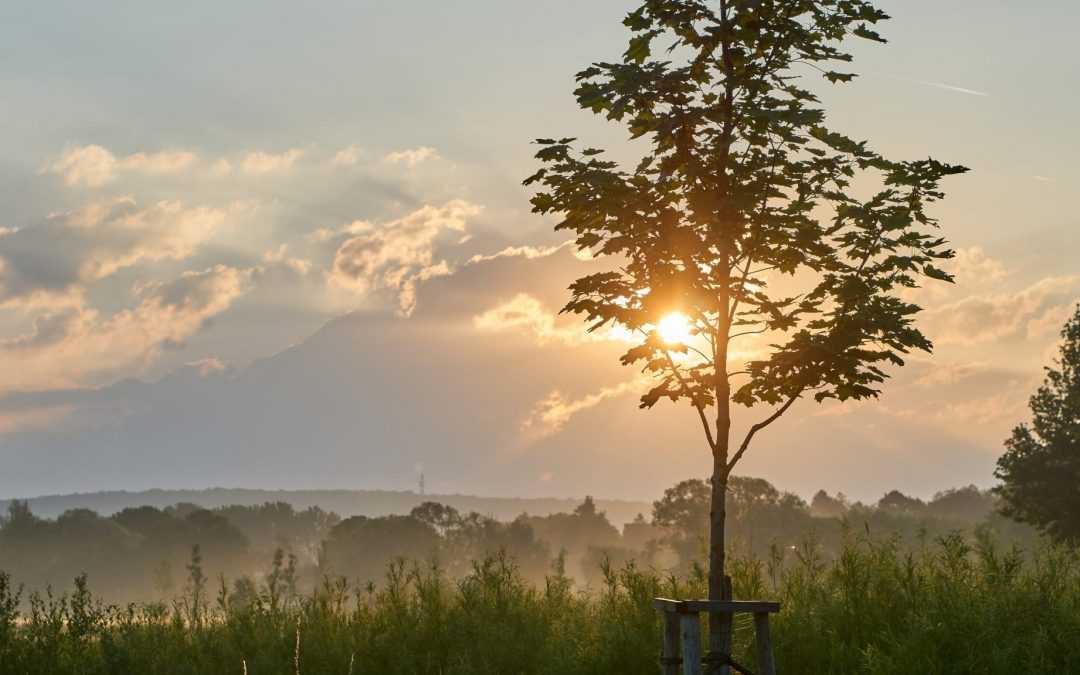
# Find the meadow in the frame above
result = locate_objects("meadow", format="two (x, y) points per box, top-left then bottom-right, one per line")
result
(2, 530), (1078, 675)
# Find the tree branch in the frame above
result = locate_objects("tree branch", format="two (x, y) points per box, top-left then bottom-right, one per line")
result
(662, 347), (717, 452)
(730, 328), (767, 341)
(726, 389), (803, 473)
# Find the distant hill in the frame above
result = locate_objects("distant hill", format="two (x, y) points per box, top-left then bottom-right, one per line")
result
(0, 488), (652, 527)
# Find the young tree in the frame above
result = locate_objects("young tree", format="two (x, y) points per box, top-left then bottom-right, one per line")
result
(996, 304), (1080, 542)
(525, 0), (965, 658)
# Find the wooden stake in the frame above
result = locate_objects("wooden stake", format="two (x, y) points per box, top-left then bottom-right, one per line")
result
(754, 612), (776, 675)
(681, 612), (703, 675)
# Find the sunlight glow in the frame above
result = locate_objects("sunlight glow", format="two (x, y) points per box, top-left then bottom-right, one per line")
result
(657, 312), (693, 345)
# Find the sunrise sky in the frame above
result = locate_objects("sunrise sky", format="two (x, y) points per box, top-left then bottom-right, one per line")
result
(1, 0), (1077, 502)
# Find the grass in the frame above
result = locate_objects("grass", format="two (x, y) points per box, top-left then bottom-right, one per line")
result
(2, 530), (1079, 674)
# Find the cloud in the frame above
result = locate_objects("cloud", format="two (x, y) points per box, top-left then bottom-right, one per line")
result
(241, 149), (304, 174)
(949, 247), (1008, 285)
(0, 237), (1011, 502)
(0, 265), (253, 393)
(209, 158), (234, 176)
(0, 197), (227, 309)
(903, 247), (1010, 307)
(44, 145), (117, 187)
(0, 246), (636, 497)
(331, 145), (362, 167)
(328, 200), (481, 314)
(474, 293), (584, 346)
(1025, 302), (1076, 341)
(466, 242), (573, 265)
(384, 146), (439, 167)
(44, 145), (198, 187)
(262, 245), (312, 276)
(187, 357), (229, 378)
(521, 378), (643, 441)
(119, 150), (197, 174)
(924, 275), (1080, 346)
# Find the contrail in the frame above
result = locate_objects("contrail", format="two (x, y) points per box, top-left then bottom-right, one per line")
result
(874, 72), (990, 98)
(916, 80), (989, 97)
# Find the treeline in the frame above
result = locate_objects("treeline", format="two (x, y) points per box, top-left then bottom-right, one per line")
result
(0, 478), (1035, 604)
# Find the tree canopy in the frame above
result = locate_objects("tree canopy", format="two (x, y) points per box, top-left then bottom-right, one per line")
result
(996, 304), (1080, 542)
(526, 1), (966, 436)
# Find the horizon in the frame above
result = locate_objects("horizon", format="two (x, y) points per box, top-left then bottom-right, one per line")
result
(0, 474), (986, 509)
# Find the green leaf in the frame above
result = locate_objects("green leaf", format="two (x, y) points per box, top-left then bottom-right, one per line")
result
(625, 34), (654, 64)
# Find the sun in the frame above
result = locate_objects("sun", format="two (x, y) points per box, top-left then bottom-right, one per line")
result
(657, 312), (693, 345)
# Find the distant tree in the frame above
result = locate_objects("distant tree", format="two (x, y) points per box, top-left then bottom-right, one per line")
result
(996, 305), (1080, 541)
(654, 476), (810, 564)
(877, 490), (925, 513)
(727, 476), (781, 520)
(527, 497), (621, 558)
(653, 479), (712, 541)
(810, 490), (848, 518)
(410, 502), (462, 536)
(445, 513), (551, 580)
(0, 501), (41, 539)
(526, 0), (966, 647)
(166, 502), (203, 520)
(622, 512), (664, 552)
(113, 505), (177, 536)
(926, 485), (996, 523)
(214, 502), (338, 562)
(575, 496), (599, 518)
(320, 515), (440, 582)
(184, 509), (249, 561)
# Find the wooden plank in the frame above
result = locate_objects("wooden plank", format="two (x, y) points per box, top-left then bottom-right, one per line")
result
(680, 613), (703, 675)
(654, 598), (684, 612)
(754, 612), (777, 675)
(661, 611), (682, 675)
(654, 599), (781, 615)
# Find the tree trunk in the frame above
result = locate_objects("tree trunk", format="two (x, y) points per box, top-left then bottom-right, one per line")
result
(708, 451), (732, 673)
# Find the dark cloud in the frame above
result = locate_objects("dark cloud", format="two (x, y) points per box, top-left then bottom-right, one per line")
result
(0, 198), (225, 308)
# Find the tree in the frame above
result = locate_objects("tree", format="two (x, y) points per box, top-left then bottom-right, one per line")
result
(320, 515), (441, 582)
(410, 501), (463, 536)
(525, 0), (965, 655)
(926, 485), (995, 522)
(996, 305), (1080, 542)
(810, 490), (848, 518)
(526, 497), (621, 559)
(877, 489), (924, 513)
(653, 479), (711, 540)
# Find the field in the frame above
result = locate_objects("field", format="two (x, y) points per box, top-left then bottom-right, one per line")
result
(2, 532), (1078, 675)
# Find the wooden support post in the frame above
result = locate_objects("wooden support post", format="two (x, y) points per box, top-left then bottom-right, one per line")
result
(753, 612), (776, 675)
(655, 598), (779, 675)
(680, 612), (703, 675)
(661, 611), (682, 675)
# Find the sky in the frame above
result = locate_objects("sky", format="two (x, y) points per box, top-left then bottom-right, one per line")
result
(1, 0), (1077, 503)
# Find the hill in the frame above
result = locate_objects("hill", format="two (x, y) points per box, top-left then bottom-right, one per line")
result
(0, 487), (652, 527)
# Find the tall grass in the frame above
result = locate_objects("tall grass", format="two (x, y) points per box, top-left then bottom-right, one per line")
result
(1, 531), (1079, 674)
